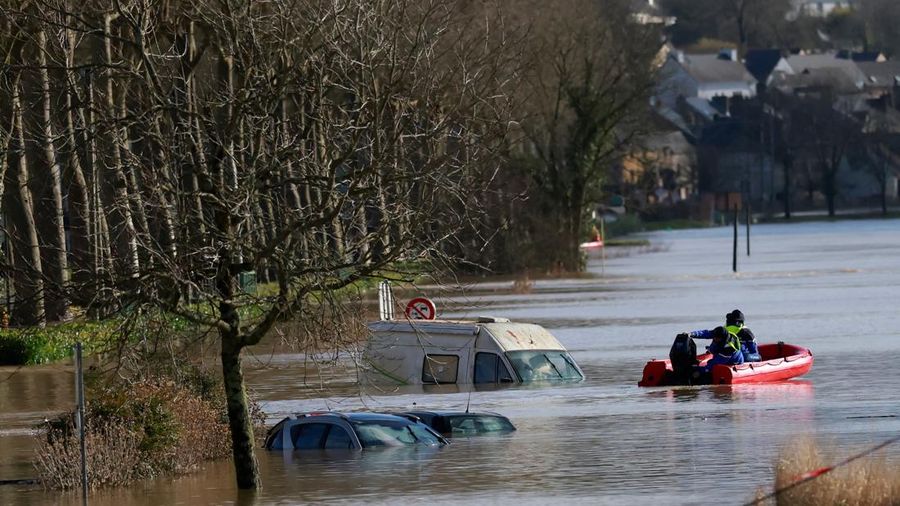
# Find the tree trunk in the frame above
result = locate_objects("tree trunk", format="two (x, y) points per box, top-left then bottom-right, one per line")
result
(824, 169), (836, 217)
(10, 82), (46, 327)
(84, 70), (116, 316)
(38, 29), (70, 322)
(103, 13), (141, 278)
(220, 336), (260, 490)
(782, 153), (792, 219)
(64, 22), (96, 306)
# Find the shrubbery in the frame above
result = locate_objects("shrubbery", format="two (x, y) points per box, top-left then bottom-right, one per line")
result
(0, 312), (198, 365)
(0, 321), (116, 365)
(34, 366), (264, 490)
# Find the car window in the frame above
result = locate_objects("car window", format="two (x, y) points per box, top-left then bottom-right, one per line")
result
(407, 423), (443, 445)
(546, 352), (582, 380)
(324, 426), (353, 449)
(422, 354), (459, 384)
(448, 415), (515, 436)
(351, 419), (442, 447)
(474, 353), (515, 384)
(290, 422), (329, 450)
(506, 350), (583, 382)
(266, 421), (287, 450)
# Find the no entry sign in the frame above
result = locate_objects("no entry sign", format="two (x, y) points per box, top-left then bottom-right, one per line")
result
(405, 297), (436, 320)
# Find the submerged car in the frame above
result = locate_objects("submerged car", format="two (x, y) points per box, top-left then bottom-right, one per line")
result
(264, 412), (449, 450)
(364, 317), (585, 386)
(399, 411), (516, 437)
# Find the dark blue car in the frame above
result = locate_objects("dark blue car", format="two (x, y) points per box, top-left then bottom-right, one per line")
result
(399, 411), (516, 437)
(264, 412), (449, 450)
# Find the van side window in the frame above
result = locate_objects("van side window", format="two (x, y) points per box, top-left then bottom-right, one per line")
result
(474, 352), (514, 384)
(422, 354), (459, 384)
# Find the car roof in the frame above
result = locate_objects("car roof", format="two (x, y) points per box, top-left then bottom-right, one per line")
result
(279, 412), (416, 423)
(403, 410), (507, 418)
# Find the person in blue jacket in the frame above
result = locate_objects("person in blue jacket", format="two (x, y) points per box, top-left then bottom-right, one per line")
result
(686, 326), (743, 372)
(724, 309), (760, 362)
(687, 309), (761, 363)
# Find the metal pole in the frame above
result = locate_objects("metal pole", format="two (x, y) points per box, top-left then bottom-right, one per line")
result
(3, 215), (10, 320)
(745, 204), (751, 257)
(732, 206), (738, 273)
(74, 342), (88, 505)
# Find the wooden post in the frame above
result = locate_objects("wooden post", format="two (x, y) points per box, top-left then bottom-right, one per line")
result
(732, 206), (738, 273)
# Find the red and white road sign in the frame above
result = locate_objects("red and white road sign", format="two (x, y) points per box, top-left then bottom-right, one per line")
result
(405, 297), (437, 320)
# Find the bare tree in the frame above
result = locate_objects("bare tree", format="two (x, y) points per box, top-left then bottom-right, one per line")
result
(855, 110), (900, 215)
(515, 0), (659, 271)
(787, 93), (861, 217)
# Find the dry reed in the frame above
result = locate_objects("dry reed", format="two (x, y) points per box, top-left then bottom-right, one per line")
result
(755, 438), (900, 505)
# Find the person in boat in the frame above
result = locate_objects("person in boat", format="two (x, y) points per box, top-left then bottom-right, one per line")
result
(687, 309), (761, 362)
(691, 325), (744, 371)
(725, 309), (760, 362)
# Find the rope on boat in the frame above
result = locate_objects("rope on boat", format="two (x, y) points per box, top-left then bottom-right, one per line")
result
(744, 434), (900, 505)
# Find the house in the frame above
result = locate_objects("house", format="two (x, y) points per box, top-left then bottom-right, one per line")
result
(836, 50), (887, 63)
(631, 0), (676, 26)
(771, 52), (867, 96)
(744, 49), (792, 90)
(619, 112), (697, 207)
(783, 52), (867, 88)
(658, 49), (758, 108)
(856, 61), (900, 102)
(787, 1), (853, 19)
(695, 116), (777, 209)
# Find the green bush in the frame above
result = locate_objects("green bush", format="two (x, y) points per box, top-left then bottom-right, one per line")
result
(0, 321), (118, 365)
(0, 335), (28, 365)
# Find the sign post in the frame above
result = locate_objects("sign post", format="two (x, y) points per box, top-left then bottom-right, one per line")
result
(74, 342), (88, 505)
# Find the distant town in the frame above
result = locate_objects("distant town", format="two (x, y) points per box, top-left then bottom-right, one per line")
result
(622, 0), (899, 221)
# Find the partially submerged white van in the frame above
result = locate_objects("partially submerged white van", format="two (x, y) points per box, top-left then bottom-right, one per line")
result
(363, 317), (584, 386)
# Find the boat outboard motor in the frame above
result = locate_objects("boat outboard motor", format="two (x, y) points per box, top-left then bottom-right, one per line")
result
(669, 333), (698, 384)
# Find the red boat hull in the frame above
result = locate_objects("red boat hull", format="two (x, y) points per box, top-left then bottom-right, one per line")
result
(638, 342), (813, 387)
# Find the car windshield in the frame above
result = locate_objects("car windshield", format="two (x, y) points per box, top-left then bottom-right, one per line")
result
(447, 415), (515, 436)
(351, 419), (443, 448)
(505, 350), (583, 382)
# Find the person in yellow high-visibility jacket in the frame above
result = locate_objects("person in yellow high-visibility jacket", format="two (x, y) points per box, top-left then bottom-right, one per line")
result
(688, 326), (744, 371)
(724, 309), (761, 362)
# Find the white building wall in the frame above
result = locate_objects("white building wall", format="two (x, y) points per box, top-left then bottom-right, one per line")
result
(697, 82), (757, 100)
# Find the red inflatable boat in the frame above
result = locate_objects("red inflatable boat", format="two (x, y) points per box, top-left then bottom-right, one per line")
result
(638, 342), (814, 387)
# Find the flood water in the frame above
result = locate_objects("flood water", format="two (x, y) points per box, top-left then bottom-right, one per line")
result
(2, 219), (900, 505)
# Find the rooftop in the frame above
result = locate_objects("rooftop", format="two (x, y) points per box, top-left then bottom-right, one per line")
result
(674, 53), (756, 85)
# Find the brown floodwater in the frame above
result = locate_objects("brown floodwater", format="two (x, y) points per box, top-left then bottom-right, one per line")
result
(2, 219), (900, 505)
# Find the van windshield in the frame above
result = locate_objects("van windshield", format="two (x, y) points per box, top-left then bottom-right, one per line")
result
(505, 350), (583, 382)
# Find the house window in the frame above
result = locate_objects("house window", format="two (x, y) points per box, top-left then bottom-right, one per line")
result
(422, 354), (459, 384)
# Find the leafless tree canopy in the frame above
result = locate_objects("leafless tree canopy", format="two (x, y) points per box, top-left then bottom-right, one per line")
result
(1, 0), (517, 488)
